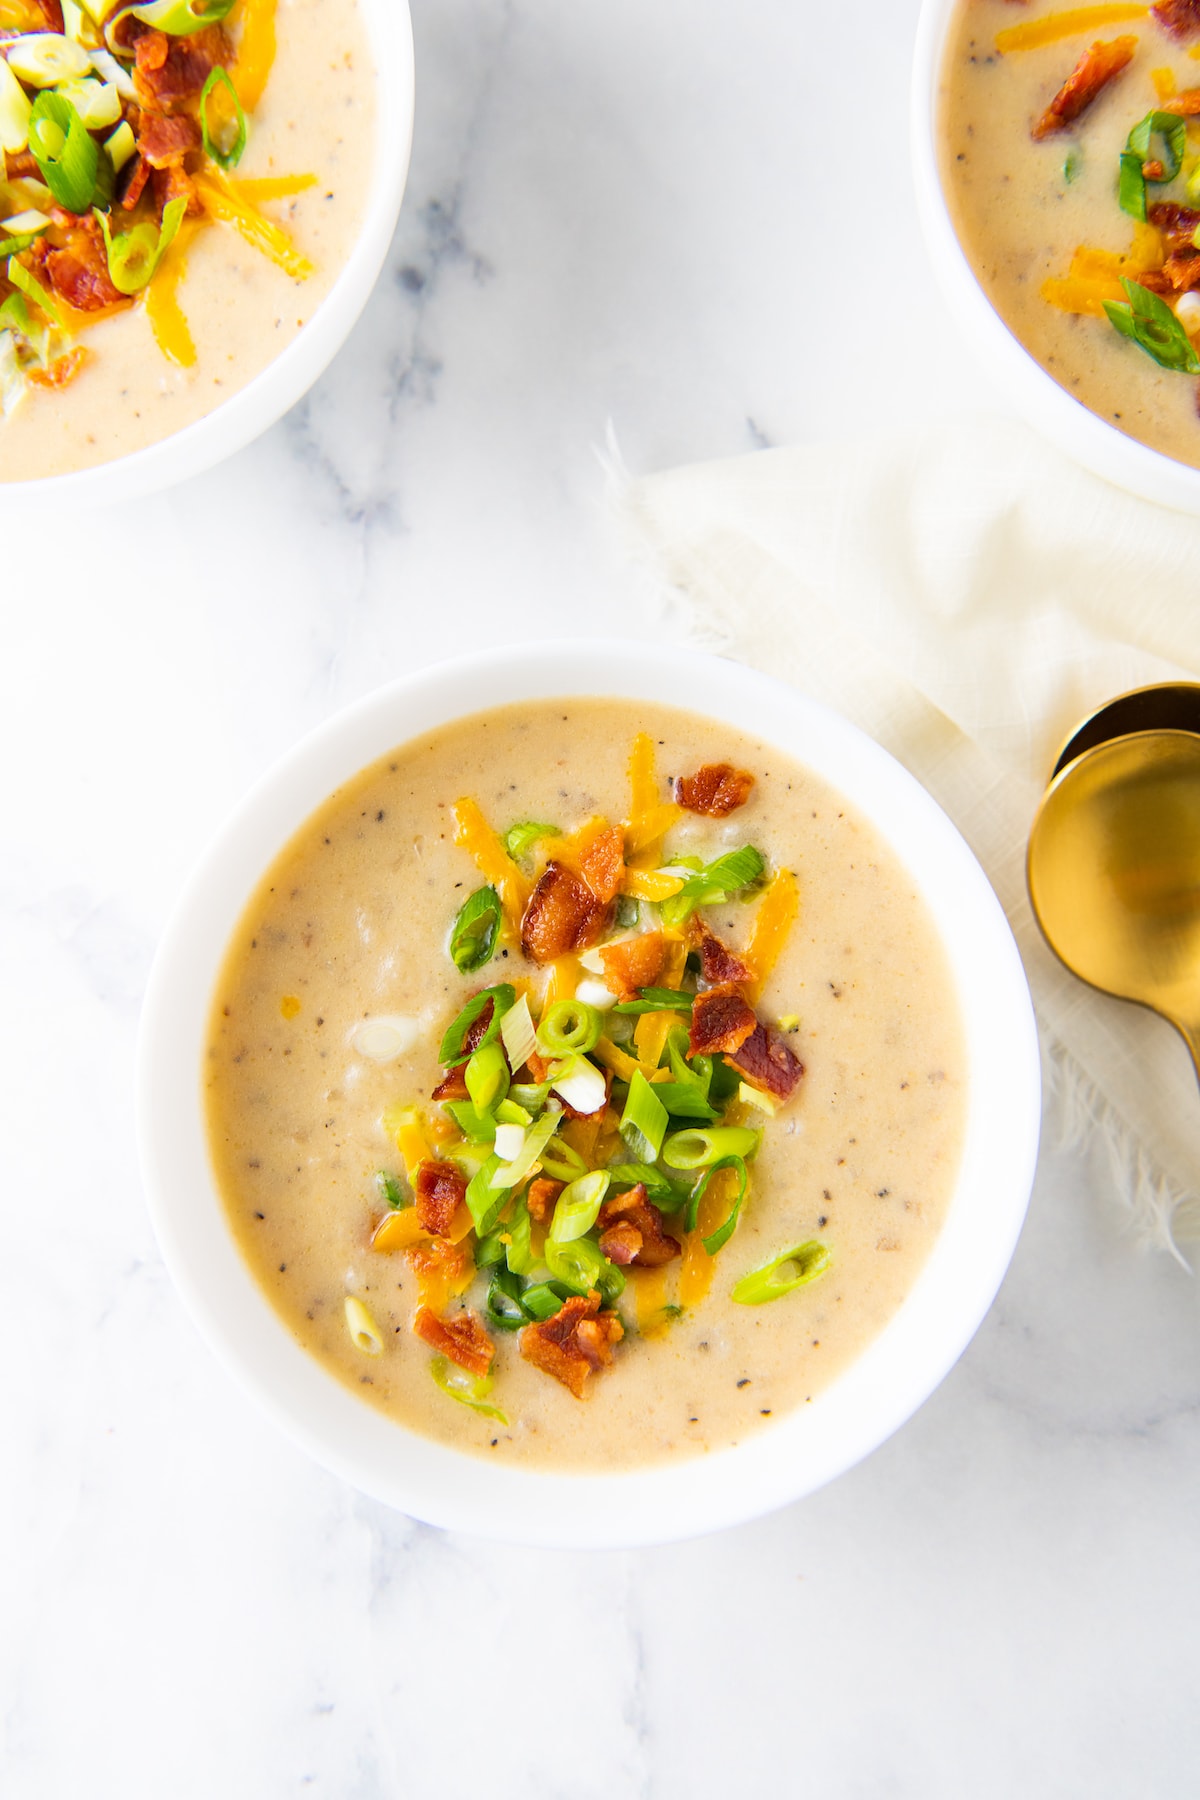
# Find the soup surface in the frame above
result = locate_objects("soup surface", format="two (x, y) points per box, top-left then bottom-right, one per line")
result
(205, 700), (967, 1473)
(0, 0), (375, 482)
(941, 0), (1200, 467)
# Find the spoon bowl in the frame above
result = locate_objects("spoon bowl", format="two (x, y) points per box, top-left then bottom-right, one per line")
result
(1028, 729), (1200, 1079)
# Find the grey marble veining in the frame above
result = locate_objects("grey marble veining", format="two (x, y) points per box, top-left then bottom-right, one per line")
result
(3, 1), (1198, 1795)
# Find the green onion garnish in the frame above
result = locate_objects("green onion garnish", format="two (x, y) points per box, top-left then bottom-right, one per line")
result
(503, 819), (560, 861)
(495, 1097), (532, 1127)
(0, 290), (33, 336)
(537, 1136), (589, 1182)
(485, 1264), (528, 1331)
(97, 193), (186, 296)
(619, 1068), (669, 1163)
(1063, 149), (1081, 185)
(490, 1104), (562, 1190)
(537, 997), (602, 1057)
(448, 884), (503, 973)
(610, 988), (696, 1016)
(473, 1228), (507, 1268)
(1119, 110), (1186, 222)
(376, 1171), (408, 1210)
(439, 983), (515, 1064)
(604, 1162), (689, 1209)
(659, 845), (766, 928)
(508, 1079), (551, 1112)
(662, 1125), (761, 1170)
(465, 1040), (509, 1114)
(199, 66), (246, 170)
(546, 1170), (611, 1244)
(731, 1241), (831, 1306)
(615, 894), (640, 930)
(465, 1155), (508, 1235)
(498, 992), (537, 1072)
(650, 1081), (719, 1123)
(686, 1155), (748, 1251)
(6, 255), (64, 328)
(544, 1234), (606, 1295)
(429, 1352), (508, 1422)
(28, 91), (98, 213)
(0, 234), (38, 261)
(505, 1199), (536, 1275)
(442, 1099), (497, 1144)
(1104, 278), (1200, 373)
(126, 0), (237, 36)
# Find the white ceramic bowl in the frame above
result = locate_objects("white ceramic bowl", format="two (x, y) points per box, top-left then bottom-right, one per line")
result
(913, 0), (1200, 513)
(4, 0), (413, 508)
(137, 641), (1041, 1548)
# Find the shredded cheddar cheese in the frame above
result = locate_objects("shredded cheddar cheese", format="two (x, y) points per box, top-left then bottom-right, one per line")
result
(995, 5), (1148, 53)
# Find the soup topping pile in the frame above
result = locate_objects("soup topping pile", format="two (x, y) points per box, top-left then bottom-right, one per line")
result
(347, 732), (827, 1425)
(0, 0), (310, 416)
(1002, 1), (1200, 388)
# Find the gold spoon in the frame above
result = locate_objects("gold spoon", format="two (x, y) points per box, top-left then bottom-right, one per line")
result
(1027, 727), (1200, 1082)
(1050, 681), (1200, 778)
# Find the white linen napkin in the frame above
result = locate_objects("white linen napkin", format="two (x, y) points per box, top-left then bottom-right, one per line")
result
(617, 413), (1200, 1257)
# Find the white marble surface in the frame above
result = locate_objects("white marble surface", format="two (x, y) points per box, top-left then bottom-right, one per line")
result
(4, 1), (1200, 1794)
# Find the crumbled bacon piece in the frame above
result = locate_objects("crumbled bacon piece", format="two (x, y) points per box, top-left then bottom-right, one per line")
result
(3, 151), (39, 181)
(431, 1064), (470, 1102)
(519, 1293), (623, 1397)
(1163, 253), (1200, 291)
(413, 1305), (494, 1378)
(729, 1022), (805, 1100)
(26, 347), (87, 389)
(151, 163), (202, 219)
(1163, 87), (1200, 114)
(1132, 268), (1176, 294)
(690, 916), (751, 986)
(598, 1183), (681, 1268)
(1153, 0), (1200, 39)
(1147, 201), (1200, 251)
(413, 1159), (466, 1237)
(674, 762), (756, 817)
(525, 1177), (563, 1223)
(37, 0), (64, 29)
(43, 221), (123, 311)
(520, 861), (613, 964)
(577, 823), (625, 904)
(133, 24), (230, 111)
(599, 930), (666, 1000)
(119, 154), (152, 211)
(689, 983), (758, 1057)
(138, 111), (200, 169)
(1030, 36), (1136, 139)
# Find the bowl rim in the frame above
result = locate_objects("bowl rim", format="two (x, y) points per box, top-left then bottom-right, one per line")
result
(0, 0), (413, 506)
(911, 0), (1200, 514)
(136, 640), (1042, 1549)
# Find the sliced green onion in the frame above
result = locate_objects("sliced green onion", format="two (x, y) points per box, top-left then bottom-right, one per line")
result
(610, 987), (695, 1016)
(485, 1264), (527, 1331)
(650, 1080), (719, 1123)
(199, 64), (246, 170)
(548, 1053), (607, 1115)
(537, 997), (602, 1056)
(662, 1125), (761, 1171)
(505, 1199), (536, 1275)
(537, 1136), (589, 1183)
(492, 1121), (525, 1162)
(126, 0), (237, 35)
(448, 884), (502, 973)
(8, 34), (91, 87)
(439, 983), (515, 1064)
(615, 894), (640, 929)
(57, 76), (121, 129)
(28, 90), (98, 213)
(1119, 111), (1186, 222)
(103, 117), (135, 174)
(0, 234), (38, 260)
(0, 54), (33, 156)
(545, 1235), (612, 1297)
(619, 1068), (669, 1163)
(504, 819), (559, 861)
(0, 291), (32, 335)
(97, 191), (184, 294)
(429, 1352), (508, 1422)
(465, 1154), (508, 1235)
(1063, 148), (1081, 185)
(738, 1081), (776, 1116)
(520, 1280), (571, 1320)
(731, 1241), (831, 1306)
(489, 1103), (562, 1190)
(498, 992), (537, 1072)
(465, 1040), (509, 1114)
(604, 1162), (689, 1210)
(474, 1228), (507, 1268)
(376, 1170), (408, 1211)
(659, 845), (766, 928)
(89, 48), (137, 99)
(0, 211), (51, 236)
(685, 1155), (748, 1250)
(709, 1055), (742, 1104)
(6, 255), (65, 328)
(494, 1097), (532, 1128)
(508, 1079), (550, 1113)
(1104, 278), (1200, 374)
(546, 1170), (611, 1244)
(442, 1099), (496, 1144)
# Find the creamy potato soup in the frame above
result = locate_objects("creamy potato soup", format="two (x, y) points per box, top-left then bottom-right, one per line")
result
(941, 0), (1200, 467)
(205, 701), (967, 1474)
(0, 0), (375, 481)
